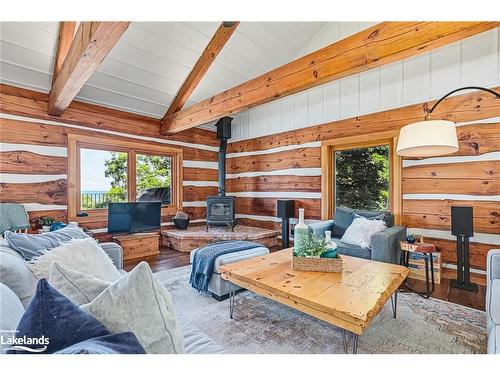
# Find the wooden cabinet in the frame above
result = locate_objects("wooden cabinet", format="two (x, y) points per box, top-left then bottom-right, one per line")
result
(113, 233), (159, 261)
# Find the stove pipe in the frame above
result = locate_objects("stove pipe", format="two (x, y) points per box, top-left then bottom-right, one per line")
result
(215, 117), (233, 196)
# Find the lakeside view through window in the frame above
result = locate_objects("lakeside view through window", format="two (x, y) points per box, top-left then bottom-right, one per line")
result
(334, 145), (390, 211)
(80, 149), (128, 209)
(80, 149), (172, 209)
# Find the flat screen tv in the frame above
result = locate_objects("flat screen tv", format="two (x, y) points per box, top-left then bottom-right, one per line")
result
(108, 202), (161, 234)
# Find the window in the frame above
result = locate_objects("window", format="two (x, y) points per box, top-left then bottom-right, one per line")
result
(80, 149), (128, 209)
(68, 134), (183, 221)
(135, 153), (172, 205)
(320, 133), (402, 224)
(334, 145), (390, 211)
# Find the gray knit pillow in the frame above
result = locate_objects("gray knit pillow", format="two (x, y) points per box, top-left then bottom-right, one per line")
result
(81, 262), (185, 354)
(48, 262), (111, 305)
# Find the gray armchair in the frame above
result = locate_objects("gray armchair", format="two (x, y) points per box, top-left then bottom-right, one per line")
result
(308, 207), (406, 264)
(487, 249), (500, 354)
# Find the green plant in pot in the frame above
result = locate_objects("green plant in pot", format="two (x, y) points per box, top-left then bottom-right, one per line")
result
(39, 216), (55, 232)
(294, 233), (327, 258)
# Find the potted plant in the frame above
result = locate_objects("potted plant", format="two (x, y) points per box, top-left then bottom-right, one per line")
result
(38, 216), (55, 232)
(294, 234), (327, 258)
(292, 233), (342, 273)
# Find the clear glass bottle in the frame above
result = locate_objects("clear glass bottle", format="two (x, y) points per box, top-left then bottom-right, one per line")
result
(294, 208), (309, 254)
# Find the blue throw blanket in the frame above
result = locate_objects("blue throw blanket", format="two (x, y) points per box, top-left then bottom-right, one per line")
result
(190, 240), (262, 293)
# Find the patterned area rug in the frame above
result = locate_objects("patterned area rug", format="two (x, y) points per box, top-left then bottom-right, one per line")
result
(155, 266), (487, 354)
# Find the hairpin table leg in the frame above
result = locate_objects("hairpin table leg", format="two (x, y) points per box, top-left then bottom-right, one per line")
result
(341, 329), (359, 354)
(391, 289), (398, 318)
(229, 283), (236, 319)
(341, 329), (348, 354)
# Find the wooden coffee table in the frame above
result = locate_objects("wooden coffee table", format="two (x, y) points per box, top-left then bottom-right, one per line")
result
(219, 249), (409, 354)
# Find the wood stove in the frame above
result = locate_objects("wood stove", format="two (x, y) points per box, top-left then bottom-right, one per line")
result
(206, 117), (236, 231)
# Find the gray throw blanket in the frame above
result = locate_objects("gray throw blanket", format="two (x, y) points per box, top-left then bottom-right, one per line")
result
(190, 240), (262, 293)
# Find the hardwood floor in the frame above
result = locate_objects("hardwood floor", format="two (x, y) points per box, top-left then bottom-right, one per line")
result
(125, 246), (486, 311)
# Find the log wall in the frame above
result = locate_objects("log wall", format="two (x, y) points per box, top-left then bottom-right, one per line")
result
(0, 85), (218, 239)
(1, 84), (499, 271)
(225, 87), (500, 271)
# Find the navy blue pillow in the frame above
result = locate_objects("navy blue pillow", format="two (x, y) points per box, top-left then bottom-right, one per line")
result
(55, 332), (146, 354)
(10, 279), (111, 354)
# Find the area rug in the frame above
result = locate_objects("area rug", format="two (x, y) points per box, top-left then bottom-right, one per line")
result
(154, 266), (487, 354)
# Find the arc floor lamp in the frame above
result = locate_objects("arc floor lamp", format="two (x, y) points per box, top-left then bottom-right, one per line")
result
(396, 86), (500, 292)
(396, 86), (500, 158)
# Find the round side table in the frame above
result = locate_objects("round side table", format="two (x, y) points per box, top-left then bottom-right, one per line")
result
(400, 242), (436, 299)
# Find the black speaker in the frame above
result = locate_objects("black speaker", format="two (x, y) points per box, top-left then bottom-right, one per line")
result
(277, 200), (295, 249)
(451, 206), (474, 237)
(277, 200), (295, 219)
(450, 206), (477, 292)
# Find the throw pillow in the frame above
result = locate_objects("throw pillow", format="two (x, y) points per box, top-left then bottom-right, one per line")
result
(4, 226), (90, 260)
(0, 246), (38, 307)
(10, 279), (111, 354)
(48, 262), (112, 305)
(353, 213), (386, 221)
(332, 207), (355, 237)
(81, 262), (185, 354)
(28, 238), (122, 282)
(0, 282), (26, 352)
(55, 332), (146, 354)
(341, 217), (387, 249)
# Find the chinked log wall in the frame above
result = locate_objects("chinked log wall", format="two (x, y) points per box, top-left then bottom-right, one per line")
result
(225, 87), (500, 271)
(0, 84), (218, 241)
(1, 84), (499, 271)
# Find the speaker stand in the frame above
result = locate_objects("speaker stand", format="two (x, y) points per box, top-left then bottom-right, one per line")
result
(281, 218), (290, 249)
(450, 235), (478, 292)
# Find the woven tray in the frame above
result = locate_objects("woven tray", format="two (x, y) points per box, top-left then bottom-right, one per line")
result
(292, 254), (343, 273)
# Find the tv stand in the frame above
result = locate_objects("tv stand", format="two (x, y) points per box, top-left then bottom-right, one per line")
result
(113, 232), (159, 261)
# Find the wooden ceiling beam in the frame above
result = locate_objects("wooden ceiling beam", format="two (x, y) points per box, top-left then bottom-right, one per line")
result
(162, 21), (239, 119)
(52, 22), (76, 83)
(48, 21), (130, 116)
(161, 21), (499, 134)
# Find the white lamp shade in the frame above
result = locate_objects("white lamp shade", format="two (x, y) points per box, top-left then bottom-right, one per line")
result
(396, 120), (459, 157)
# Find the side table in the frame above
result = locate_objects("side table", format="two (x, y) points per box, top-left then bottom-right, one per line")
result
(400, 241), (436, 299)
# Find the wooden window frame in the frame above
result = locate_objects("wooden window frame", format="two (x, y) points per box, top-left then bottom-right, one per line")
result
(67, 134), (183, 224)
(320, 130), (402, 225)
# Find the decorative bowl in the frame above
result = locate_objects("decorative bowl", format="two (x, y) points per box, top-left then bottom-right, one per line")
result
(173, 218), (190, 230)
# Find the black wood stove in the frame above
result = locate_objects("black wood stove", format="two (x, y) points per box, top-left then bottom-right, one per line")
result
(206, 117), (236, 231)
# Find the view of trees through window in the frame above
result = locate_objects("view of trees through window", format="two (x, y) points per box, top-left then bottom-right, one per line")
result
(80, 148), (172, 209)
(334, 145), (390, 211)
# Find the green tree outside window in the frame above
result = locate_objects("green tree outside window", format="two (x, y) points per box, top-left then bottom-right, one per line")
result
(334, 145), (390, 211)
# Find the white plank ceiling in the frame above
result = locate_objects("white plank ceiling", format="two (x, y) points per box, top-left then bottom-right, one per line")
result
(0, 21), (330, 122)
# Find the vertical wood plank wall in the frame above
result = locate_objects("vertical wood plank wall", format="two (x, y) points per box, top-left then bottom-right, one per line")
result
(0, 85), (218, 241)
(226, 88), (500, 271)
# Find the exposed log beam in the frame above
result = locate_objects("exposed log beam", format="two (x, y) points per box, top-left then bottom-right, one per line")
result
(162, 21), (239, 118)
(48, 21), (130, 116)
(52, 22), (76, 83)
(161, 21), (499, 134)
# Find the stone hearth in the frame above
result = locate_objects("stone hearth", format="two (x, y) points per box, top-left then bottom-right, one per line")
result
(161, 225), (279, 252)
